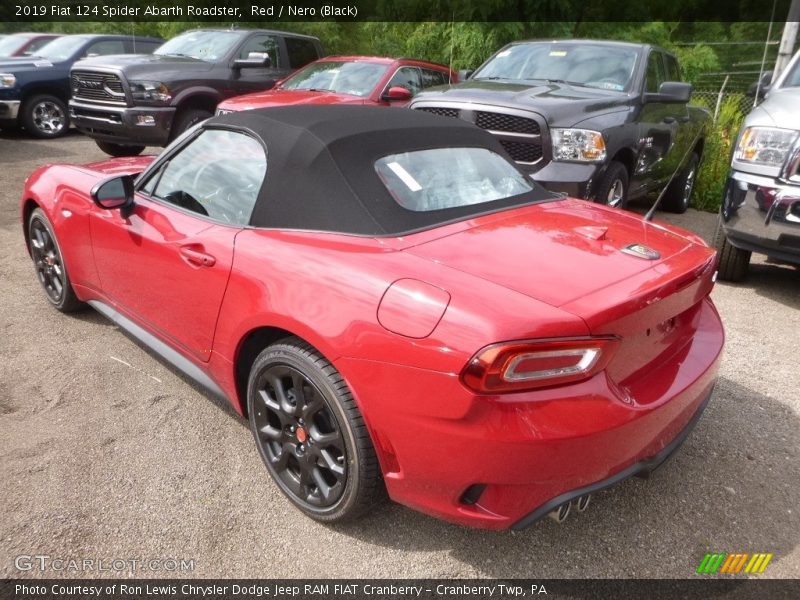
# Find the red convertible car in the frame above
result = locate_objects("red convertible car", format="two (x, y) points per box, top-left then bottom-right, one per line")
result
(21, 106), (723, 529)
(215, 55), (455, 114)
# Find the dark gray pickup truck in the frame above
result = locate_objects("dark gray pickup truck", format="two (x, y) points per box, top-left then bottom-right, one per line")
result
(411, 40), (709, 213)
(69, 28), (323, 156)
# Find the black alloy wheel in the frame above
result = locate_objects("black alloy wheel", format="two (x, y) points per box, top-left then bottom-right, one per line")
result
(28, 208), (83, 312)
(247, 338), (382, 522)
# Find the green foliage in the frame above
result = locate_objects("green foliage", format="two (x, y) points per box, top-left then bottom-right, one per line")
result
(674, 44), (721, 82)
(692, 96), (746, 212)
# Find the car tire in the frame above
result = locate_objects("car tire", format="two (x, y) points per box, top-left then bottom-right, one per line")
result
(594, 161), (629, 209)
(713, 215), (751, 282)
(21, 94), (69, 139)
(662, 153), (699, 214)
(169, 108), (212, 142)
(95, 141), (146, 157)
(247, 337), (383, 523)
(27, 208), (84, 312)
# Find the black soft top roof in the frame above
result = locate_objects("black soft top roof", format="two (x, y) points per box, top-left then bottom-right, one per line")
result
(206, 106), (553, 236)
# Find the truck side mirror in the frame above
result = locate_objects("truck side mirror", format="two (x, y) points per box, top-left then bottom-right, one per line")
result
(233, 52), (271, 69)
(458, 69), (474, 81)
(645, 81), (692, 103)
(747, 71), (773, 99)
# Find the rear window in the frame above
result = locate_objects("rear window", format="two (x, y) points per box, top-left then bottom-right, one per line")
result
(375, 148), (533, 212)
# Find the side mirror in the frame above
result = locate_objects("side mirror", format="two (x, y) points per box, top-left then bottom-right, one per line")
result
(747, 71), (773, 99)
(644, 81), (692, 103)
(91, 174), (134, 216)
(233, 52), (271, 69)
(458, 69), (474, 81)
(382, 86), (413, 102)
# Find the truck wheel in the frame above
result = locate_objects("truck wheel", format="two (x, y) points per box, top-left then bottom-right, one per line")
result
(594, 161), (629, 209)
(663, 153), (699, 214)
(713, 215), (750, 282)
(95, 141), (146, 157)
(22, 95), (69, 139)
(170, 108), (212, 141)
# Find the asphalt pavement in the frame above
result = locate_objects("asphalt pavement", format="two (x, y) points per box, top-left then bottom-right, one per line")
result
(1, 130), (798, 579)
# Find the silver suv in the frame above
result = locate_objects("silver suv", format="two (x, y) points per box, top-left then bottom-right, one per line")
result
(715, 50), (800, 280)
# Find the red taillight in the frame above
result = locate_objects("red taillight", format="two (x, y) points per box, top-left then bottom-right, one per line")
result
(460, 338), (619, 393)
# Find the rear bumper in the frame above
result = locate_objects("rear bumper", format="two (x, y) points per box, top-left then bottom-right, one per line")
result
(68, 99), (175, 146)
(721, 169), (800, 264)
(335, 297), (724, 530)
(511, 383), (713, 529)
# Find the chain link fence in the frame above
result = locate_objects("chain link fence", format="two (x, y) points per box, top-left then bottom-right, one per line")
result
(692, 90), (755, 120)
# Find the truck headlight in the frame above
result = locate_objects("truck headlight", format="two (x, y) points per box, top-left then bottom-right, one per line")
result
(735, 126), (798, 167)
(129, 81), (171, 104)
(552, 128), (606, 162)
(0, 73), (16, 88)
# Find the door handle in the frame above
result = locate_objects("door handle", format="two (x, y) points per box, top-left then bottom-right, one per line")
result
(662, 116), (677, 124)
(179, 245), (216, 267)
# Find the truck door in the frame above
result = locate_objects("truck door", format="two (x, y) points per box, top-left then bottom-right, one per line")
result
(230, 34), (289, 95)
(635, 50), (686, 194)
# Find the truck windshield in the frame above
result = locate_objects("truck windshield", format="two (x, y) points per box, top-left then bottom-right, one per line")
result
(0, 35), (32, 57)
(30, 36), (86, 62)
(782, 59), (800, 88)
(154, 31), (241, 62)
(281, 61), (388, 97)
(473, 43), (639, 92)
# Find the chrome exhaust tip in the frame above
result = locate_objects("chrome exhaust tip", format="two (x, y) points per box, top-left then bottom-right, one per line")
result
(548, 501), (571, 523)
(576, 494), (591, 512)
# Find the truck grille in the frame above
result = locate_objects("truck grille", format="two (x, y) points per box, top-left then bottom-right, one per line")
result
(475, 111), (539, 135)
(71, 71), (126, 105)
(417, 107), (460, 119)
(499, 139), (543, 163)
(413, 104), (544, 166)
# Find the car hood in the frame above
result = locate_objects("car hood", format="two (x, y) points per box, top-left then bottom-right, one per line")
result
(406, 198), (704, 308)
(0, 56), (59, 71)
(746, 87), (800, 129)
(413, 80), (631, 125)
(220, 88), (367, 110)
(74, 53), (213, 76)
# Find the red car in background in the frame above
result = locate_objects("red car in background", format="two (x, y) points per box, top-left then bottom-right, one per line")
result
(0, 33), (61, 58)
(21, 106), (723, 529)
(216, 55), (455, 114)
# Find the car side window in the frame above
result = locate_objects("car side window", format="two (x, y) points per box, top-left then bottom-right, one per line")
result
(128, 39), (162, 54)
(420, 68), (449, 89)
(386, 67), (422, 96)
(239, 34), (280, 66)
(24, 37), (53, 55)
(143, 129), (266, 226)
(663, 54), (681, 82)
(84, 40), (126, 57)
(285, 37), (319, 69)
(645, 51), (666, 93)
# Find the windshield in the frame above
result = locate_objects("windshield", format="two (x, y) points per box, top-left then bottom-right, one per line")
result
(781, 59), (800, 88)
(0, 35), (32, 57)
(474, 43), (639, 92)
(31, 36), (86, 61)
(376, 148), (533, 211)
(154, 31), (241, 61)
(281, 61), (388, 97)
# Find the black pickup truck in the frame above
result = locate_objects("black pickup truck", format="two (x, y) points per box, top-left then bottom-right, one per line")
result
(0, 34), (162, 138)
(69, 28), (324, 156)
(411, 40), (709, 213)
